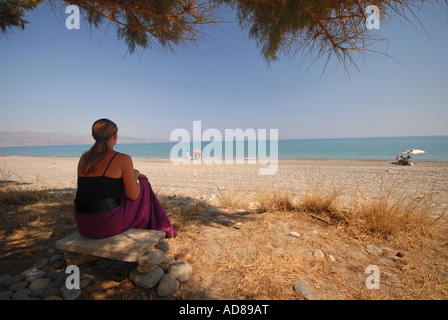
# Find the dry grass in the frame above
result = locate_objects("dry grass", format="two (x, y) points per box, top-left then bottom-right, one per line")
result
(297, 188), (340, 215)
(0, 169), (51, 206)
(216, 188), (252, 211)
(253, 188), (296, 213)
(0, 168), (76, 274)
(218, 187), (296, 213)
(1, 167), (447, 300)
(212, 181), (448, 300)
(339, 189), (445, 240)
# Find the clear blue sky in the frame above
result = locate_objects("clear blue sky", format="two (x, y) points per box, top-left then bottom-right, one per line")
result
(1, 2), (447, 142)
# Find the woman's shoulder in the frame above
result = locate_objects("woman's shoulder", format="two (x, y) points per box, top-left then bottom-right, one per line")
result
(114, 152), (133, 164)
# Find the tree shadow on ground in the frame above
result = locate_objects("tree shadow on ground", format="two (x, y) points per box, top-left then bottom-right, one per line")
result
(158, 193), (259, 233)
(0, 185), (260, 300)
(0, 187), (77, 275)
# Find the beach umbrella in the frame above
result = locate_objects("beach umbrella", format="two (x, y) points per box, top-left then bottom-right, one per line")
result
(401, 149), (426, 155)
(193, 149), (201, 158)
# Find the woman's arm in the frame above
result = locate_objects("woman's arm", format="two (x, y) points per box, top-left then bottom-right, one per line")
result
(120, 154), (140, 200)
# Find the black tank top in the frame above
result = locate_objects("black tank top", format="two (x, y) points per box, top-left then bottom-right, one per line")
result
(75, 152), (125, 203)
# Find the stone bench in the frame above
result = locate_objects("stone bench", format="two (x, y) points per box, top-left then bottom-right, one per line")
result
(55, 228), (193, 297)
(55, 228), (166, 266)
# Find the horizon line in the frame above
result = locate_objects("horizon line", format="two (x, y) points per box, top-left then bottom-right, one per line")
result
(0, 134), (446, 148)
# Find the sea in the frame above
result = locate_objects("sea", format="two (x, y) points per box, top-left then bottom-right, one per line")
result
(1, 136), (447, 161)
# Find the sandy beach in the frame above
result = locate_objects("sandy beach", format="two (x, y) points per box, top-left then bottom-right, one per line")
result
(1, 156), (448, 210)
(2, 155), (448, 300)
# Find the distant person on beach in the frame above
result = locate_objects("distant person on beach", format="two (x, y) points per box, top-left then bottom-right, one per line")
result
(405, 155), (412, 165)
(74, 118), (177, 239)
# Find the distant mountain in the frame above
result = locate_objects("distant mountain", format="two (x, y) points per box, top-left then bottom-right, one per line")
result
(0, 130), (151, 147)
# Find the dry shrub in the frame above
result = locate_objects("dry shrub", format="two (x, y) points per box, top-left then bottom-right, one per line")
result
(0, 187), (51, 206)
(175, 210), (312, 300)
(335, 186), (446, 243)
(2, 165), (447, 300)
(324, 185), (448, 300)
(296, 176), (343, 218)
(294, 176), (447, 247)
(298, 189), (340, 214)
(219, 187), (296, 213)
(0, 169), (51, 206)
(253, 188), (296, 213)
(162, 195), (209, 231)
(218, 188), (251, 210)
(212, 244), (305, 300)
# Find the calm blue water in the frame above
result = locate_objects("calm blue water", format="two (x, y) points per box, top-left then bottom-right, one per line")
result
(1, 136), (447, 161)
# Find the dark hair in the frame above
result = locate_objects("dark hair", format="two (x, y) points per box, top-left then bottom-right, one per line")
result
(79, 119), (118, 174)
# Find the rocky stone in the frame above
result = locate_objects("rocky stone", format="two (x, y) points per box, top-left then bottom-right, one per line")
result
(33, 258), (48, 269)
(15, 273), (26, 281)
(63, 288), (81, 300)
(43, 285), (60, 298)
(29, 278), (51, 291)
(44, 295), (64, 300)
(9, 281), (28, 292)
(80, 278), (93, 289)
(137, 249), (166, 272)
(53, 260), (66, 269)
(137, 264), (158, 273)
(80, 266), (94, 277)
(12, 288), (32, 300)
(313, 249), (325, 259)
(293, 282), (312, 300)
(366, 245), (383, 256)
(174, 249), (192, 262)
(2, 278), (14, 288)
(157, 273), (180, 297)
(155, 240), (170, 253)
(59, 284), (67, 295)
(169, 260), (193, 282)
(56, 271), (69, 282)
(128, 268), (140, 282)
(21, 268), (37, 278)
(436, 265), (448, 277)
(289, 231), (301, 238)
(29, 287), (46, 298)
(26, 271), (46, 283)
(2, 238), (190, 300)
(48, 269), (62, 281)
(0, 290), (13, 300)
(0, 274), (12, 286)
(134, 266), (164, 289)
(160, 255), (176, 272)
(49, 254), (62, 265)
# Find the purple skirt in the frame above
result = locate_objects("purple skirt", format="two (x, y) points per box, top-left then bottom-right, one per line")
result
(74, 178), (177, 239)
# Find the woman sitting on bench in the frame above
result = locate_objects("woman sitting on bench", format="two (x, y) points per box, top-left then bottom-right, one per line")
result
(74, 118), (177, 239)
